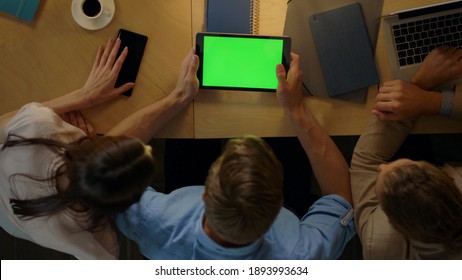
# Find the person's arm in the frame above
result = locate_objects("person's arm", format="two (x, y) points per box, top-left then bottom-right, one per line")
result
(349, 115), (413, 259)
(0, 37), (133, 142)
(373, 80), (442, 121)
(106, 48), (199, 142)
(276, 53), (352, 204)
(373, 46), (462, 121)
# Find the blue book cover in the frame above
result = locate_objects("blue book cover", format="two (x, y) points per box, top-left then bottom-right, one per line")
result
(0, 0), (40, 21)
(309, 3), (379, 97)
(206, 0), (253, 34)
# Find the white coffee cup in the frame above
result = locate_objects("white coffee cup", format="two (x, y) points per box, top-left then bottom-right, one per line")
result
(81, 0), (111, 19)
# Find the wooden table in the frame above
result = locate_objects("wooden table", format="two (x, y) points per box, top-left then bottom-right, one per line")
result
(1, 0), (461, 140)
(191, 0), (462, 138)
(0, 0), (193, 138)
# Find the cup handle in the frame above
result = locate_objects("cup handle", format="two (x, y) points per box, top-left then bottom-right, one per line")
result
(101, 9), (112, 17)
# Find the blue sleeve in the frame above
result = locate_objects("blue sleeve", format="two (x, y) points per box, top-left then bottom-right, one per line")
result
(114, 186), (205, 259)
(115, 187), (163, 242)
(299, 195), (355, 259)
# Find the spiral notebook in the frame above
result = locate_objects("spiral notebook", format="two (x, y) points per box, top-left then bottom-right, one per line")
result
(206, 0), (258, 34)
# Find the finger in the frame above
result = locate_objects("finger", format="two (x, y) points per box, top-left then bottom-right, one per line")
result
(375, 92), (392, 102)
(381, 80), (399, 88)
(86, 122), (97, 138)
(289, 52), (301, 70)
(276, 64), (287, 82)
(446, 46), (457, 54)
(60, 112), (70, 122)
(75, 110), (84, 121)
(114, 82), (135, 96)
(456, 48), (462, 62)
(372, 109), (386, 119)
(372, 109), (395, 121)
(179, 48), (195, 78)
(79, 112), (96, 138)
(439, 44), (451, 51)
(100, 37), (115, 66)
(77, 113), (85, 130)
(106, 37), (122, 69)
(184, 48), (195, 67)
(374, 101), (396, 113)
(186, 54), (199, 79)
(378, 84), (393, 93)
(449, 47), (462, 61)
(93, 45), (104, 70)
(76, 112), (86, 131)
(290, 52), (300, 60)
(69, 111), (78, 127)
(110, 46), (128, 78)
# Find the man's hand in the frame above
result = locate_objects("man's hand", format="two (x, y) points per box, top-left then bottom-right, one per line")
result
(373, 80), (441, 121)
(173, 48), (200, 103)
(411, 45), (462, 90)
(276, 53), (304, 114)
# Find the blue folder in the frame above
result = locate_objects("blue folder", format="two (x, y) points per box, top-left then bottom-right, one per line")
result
(309, 3), (379, 97)
(0, 0), (40, 21)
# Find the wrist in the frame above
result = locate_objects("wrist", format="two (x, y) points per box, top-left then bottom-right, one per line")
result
(410, 75), (434, 91)
(285, 102), (311, 125)
(81, 87), (95, 107)
(170, 88), (194, 107)
(423, 91), (443, 116)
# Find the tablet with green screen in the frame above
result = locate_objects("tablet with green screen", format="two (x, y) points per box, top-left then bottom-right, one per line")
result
(195, 32), (291, 92)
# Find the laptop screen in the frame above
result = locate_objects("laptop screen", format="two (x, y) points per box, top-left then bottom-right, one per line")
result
(394, 0), (462, 19)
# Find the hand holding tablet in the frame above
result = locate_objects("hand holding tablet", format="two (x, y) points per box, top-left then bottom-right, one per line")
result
(195, 32), (291, 92)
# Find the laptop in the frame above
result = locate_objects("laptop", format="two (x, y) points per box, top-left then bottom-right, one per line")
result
(383, 0), (462, 87)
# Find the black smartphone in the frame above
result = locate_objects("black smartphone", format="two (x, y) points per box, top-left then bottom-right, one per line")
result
(115, 29), (148, 96)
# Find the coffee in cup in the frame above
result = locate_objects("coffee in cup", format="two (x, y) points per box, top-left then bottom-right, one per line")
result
(81, 0), (111, 19)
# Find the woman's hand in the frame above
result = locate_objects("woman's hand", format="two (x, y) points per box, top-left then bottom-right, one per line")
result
(82, 37), (135, 106)
(60, 110), (97, 138)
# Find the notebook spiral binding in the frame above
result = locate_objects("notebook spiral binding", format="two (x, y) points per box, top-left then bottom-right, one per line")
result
(250, 0), (260, 34)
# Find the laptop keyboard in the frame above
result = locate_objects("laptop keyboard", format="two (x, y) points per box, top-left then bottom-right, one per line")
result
(392, 12), (462, 67)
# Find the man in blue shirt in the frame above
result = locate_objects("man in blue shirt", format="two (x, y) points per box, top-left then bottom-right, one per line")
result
(116, 53), (355, 259)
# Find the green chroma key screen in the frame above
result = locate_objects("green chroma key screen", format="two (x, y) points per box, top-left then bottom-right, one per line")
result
(196, 33), (291, 92)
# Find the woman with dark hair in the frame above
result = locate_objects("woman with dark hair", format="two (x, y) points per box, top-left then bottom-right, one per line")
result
(0, 38), (200, 259)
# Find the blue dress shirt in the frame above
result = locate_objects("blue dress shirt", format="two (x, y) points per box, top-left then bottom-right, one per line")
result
(116, 186), (355, 259)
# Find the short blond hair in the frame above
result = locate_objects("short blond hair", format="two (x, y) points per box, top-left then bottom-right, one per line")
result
(204, 136), (283, 245)
(380, 162), (462, 252)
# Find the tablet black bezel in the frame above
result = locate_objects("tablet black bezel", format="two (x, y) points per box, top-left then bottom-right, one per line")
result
(195, 32), (291, 92)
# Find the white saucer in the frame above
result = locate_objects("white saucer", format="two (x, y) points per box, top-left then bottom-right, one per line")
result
(71, 0), (115, 30)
